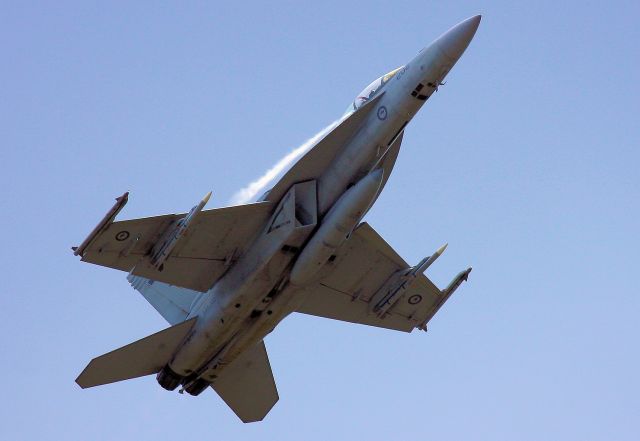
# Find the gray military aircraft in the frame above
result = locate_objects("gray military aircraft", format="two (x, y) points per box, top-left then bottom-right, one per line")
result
(73, 15), (481, 423)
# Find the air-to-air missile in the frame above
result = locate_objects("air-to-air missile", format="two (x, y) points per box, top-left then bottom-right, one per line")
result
(371, 243), (449, 317)
(417, 267), (473, 331)
(149, 191), (212, 269)
(72, 192), (129, 257)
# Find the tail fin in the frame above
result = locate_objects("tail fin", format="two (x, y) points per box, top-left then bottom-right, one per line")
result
(212, 340), (279, 423)
(128, 274), (200, 325)
(76, 318), (196, 388)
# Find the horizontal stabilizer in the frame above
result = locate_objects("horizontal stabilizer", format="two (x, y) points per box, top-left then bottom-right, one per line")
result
(212, 341), (278, 423)
(76, 318), (196, 388)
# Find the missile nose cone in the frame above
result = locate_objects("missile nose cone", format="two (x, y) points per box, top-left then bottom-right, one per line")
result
(202, 191), (212, 205)
(436, 15), (481, 60)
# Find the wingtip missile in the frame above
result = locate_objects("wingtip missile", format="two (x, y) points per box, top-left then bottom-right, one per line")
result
(443, 267), (472, 297)
(417, 266), (472, 332)
(73, 191), (130, 257)
(436, 243), (448, 256)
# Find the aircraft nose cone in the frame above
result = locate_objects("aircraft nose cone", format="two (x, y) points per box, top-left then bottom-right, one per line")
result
(436, 15), (481, 60)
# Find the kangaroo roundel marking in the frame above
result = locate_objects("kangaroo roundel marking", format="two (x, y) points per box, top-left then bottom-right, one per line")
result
(115, 231), (130, 241)
(377, 106), (388, 120)
(408, 294), (423, 305)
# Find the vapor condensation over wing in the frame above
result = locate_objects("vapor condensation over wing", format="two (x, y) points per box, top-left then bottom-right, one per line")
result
(230, 120), (340, 204)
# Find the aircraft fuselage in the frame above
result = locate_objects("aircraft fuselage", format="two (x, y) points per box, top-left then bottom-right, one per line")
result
(159, 16), (481, 395)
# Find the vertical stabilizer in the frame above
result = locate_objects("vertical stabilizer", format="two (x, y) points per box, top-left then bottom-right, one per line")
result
(128, 275), (200, 325)
(212, 341), (279, 422)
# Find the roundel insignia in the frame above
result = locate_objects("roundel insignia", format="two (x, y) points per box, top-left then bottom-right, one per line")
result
(115, 231), (130, 241)
(408, 294), (422, 305)
(377, 106), (388, 120)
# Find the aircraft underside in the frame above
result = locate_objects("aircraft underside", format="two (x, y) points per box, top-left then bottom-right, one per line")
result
(72, 15), (481, 423)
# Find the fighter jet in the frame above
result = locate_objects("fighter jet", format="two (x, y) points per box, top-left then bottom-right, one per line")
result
(73, 15), (481, 422)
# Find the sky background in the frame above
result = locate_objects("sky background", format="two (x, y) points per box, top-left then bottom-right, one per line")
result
(2, 1), (639, 440)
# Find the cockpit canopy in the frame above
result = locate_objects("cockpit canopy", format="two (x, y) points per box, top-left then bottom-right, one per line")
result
(345, 66), (403, 115)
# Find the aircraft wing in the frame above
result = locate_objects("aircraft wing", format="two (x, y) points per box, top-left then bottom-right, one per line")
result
(77, 202), (273, 292)
(212, 341), (278, 423)
(296, 222), (465, 332)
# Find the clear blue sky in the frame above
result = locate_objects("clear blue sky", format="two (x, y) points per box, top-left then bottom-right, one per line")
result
(2, 1), (639, 440)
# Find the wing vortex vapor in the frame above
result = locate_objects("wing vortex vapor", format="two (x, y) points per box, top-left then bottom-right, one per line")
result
(230, 120), (340, 204)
